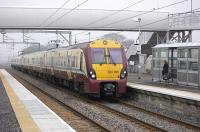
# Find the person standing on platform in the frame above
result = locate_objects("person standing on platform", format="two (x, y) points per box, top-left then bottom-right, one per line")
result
(162, 60), (169, 80)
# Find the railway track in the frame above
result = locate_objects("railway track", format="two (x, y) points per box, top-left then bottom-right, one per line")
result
(9, 69), (200, 132)
(9, 70), (108, 132)
(80, 98), (164, 131)
(9, 69), (163, 131)
(98, 98), (200, 132)
(117, 99), (200, 130)
(80, 96), (200, 131)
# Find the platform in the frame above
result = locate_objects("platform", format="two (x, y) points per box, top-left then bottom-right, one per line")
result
(128, 82), (200, 102)
(0, 69), (75, 132)
(0, 79), (21, 131)
(128, 73), (200, 102)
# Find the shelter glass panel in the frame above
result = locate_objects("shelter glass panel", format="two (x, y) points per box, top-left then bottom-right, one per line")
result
(174, 50), (177, 58)
(188, 48), (198, 59)
(178, 61), (187, 70)
(153, 49), (159, 58)
(169, 49), (177, 58)
(179, 49), (187, 58)
(189, 61), (198, 71)
(153, 60), (160, 68)
(160, 49), (168, 58)
(169, 60), (177, 68)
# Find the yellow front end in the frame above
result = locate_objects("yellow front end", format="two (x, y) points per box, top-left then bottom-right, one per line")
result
(92, 64), (123, 80)
(88, 40), (127, 96)
(89, 39), (124, 81)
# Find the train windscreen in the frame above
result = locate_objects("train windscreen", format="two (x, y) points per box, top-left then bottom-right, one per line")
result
(108, 48), (122, 64)
(91, 48), (106, 64)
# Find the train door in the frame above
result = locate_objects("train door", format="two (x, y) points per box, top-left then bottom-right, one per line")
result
(80, 51), (87, 75)
(44, 52), (47, 72)
(80, 52), (83, 71)
(51, 51), (54, 75)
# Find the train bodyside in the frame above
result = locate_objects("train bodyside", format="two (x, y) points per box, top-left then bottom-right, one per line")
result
(11, 39), (127, 97)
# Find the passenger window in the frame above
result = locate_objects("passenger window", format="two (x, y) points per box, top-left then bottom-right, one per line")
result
(80, 52), (83, 70)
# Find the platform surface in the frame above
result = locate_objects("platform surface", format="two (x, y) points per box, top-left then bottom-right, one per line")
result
(0, 80), (21, 132)
(128, 82), (200, 102)
(0, 69), (76, 132)
(128, 73), (200, 102)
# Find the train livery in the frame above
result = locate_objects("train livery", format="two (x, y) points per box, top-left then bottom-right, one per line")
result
(11, 39), (128, 97)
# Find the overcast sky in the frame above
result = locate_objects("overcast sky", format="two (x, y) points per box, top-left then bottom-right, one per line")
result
(0, 0), (200, 63)
(0, 0), (198, 13)
(0, 0), (199, 40)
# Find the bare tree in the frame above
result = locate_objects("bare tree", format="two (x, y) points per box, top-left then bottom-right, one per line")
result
(101, 33), (126, 43)
(121, 39), (135, 51)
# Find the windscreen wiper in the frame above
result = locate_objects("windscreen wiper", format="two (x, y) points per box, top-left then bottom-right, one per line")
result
(108, 54), (116, 65)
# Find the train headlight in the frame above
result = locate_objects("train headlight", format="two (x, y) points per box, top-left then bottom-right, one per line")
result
(120, 68), (127, 79)
(89, 69), (96, 79)
(91, 74), (96, 78)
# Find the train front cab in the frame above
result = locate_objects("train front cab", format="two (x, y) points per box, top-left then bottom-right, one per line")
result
(86, 40), (127, 97)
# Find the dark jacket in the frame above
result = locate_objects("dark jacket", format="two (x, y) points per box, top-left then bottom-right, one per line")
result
(162, 63), (169, 75)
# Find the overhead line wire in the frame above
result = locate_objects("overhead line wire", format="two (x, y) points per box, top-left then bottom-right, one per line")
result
(39, 0), (71, 26)
(46, 0), (89, 26)
(72, 0), (188, 39)
(21, 0), (88, 44)
(94, 0), (189, 28)
(73, 0), (145, 36)
(76, 7), (200, 44)
(82, 0), (144, 27)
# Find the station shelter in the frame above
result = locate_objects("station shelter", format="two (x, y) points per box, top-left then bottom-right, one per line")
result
(152, 43), (200, 87)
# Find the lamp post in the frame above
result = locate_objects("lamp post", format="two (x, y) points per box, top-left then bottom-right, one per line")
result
(75, 36), (77, 44)
(132, 18), (141, 45)
(137, 18), (142, 79)
(138, 18), (141, 46)
(132, 18), (142, 79)
(88, 32), (91, 42)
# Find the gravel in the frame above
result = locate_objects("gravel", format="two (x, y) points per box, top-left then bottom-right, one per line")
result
(14, 75), (106, 132)
(101, 101), (199, 132)
(124, 99), (200, 127)
(11, 69), (200, 132)
(11, 69), (158, 132)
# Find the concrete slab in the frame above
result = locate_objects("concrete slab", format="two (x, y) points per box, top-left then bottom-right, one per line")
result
(0, 69), (76, 132)
(0, 80), (21, 132)
(128, 82), (200, 101)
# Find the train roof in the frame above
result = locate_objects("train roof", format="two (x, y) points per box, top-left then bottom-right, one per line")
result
(153, 42), (200, 48)
(15, 39), (123, 57)
(62, 41), (90, 50)
(54, 39), (122, 50)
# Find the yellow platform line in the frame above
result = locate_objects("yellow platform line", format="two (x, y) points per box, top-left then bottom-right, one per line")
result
(0, 70), (40, 132)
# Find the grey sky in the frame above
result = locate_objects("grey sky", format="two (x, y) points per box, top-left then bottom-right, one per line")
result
(0, 0), (199, 62)
(0, 0), (198, 13)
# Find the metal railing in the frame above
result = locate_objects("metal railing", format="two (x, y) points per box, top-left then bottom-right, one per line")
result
(169, 11), (200, 30)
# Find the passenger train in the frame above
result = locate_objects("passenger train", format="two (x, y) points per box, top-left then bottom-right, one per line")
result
(11, 39), (128, 97)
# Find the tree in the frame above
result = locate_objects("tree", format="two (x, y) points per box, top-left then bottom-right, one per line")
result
(121, 39), (135, 51)
(101, 33), (135, 51)
(101, 33), (126, 43)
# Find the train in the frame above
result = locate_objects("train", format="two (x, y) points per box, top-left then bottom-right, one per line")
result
(11, 39), (128, 97)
